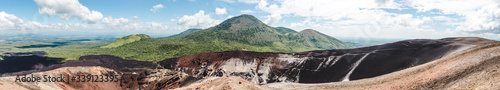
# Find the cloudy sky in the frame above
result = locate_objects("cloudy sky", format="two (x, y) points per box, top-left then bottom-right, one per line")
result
(0, 0), (499, 40)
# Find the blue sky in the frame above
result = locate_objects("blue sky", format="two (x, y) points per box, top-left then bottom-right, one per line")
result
(0, 0), (499, 40)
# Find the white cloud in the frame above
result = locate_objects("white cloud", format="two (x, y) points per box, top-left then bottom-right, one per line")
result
(100, 16), (170, 31)
(406, 0), (488, 14)
(238, 0), (259, 4)
(215, 8), (228, 15)
(431, 16), (455, 21)
(406, 0), (500, 33)
(264, 14), (282, 25)
(240, 10), (255, 14)
(131, 16), (139, 19)
(0, 11), (47, 31)
(257, 0), (402, 20)
(220, 0), (259, 4)
(0, 11), (94, 34)
(34, 0), (103, 24)
(150, 4), (164, 13)
(149, 22), (169, 30)
(46, 23), (89, 31)
(219, 0), (234, 3)
(255, 0), (442, 39)
(226, 15), (234, 19)
(101, 16), (131, 27)
(290, 22), (304, 28)
(188, 0), (196, 2)
(177, 10), (222, 28)
(117, 22), (170, 31)
(0, 11), (172, 34)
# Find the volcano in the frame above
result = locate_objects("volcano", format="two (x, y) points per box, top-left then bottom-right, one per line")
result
(93, 15), (354, 61)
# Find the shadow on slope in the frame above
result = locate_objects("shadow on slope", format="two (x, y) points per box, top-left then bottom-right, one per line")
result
(0, 53), (64, 75)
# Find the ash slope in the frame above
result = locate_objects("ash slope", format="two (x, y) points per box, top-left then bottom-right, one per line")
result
(1, 37), (498, 90)
(157, 37), (489, 84)
(268, 37), (500, 90)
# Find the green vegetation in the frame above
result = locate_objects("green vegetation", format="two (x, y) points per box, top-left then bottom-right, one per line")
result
(100, 34), (152, 48)
(296, 29), (352, 49)
(274, 27), (298, 35)
(87, 14), (353, 61)
(167, 28), (202, 37)
(1, 14), (354, 62)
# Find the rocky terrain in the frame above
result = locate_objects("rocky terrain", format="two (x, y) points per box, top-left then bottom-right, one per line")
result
(157, 37), (482, 84)
(265, 37), (500, 89)
(0, 37), (499, 89)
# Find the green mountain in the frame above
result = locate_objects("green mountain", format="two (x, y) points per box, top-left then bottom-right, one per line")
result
(274, 27), (297, 35)
(171, 27), (297, 39)
(91, 14), (353, 61)
(297, 29), (350, 49)
(100, 34), (152, 48)
(167, 28), (202, 37)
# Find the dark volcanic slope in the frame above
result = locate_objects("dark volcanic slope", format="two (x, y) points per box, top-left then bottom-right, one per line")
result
(1, 55), (194, 90)
(266, 37), (500, 90)
(0, 51), (63, 75)
(43, 55), (161, 72)
(157, 37), (489, 84)
(293, 39), (468, 83)
(1, 55), (161, 76)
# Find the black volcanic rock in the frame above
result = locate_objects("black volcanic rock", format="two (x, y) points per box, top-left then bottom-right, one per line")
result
(156, 37), (489, 84)
(290, 39), (466, 83)
(0, 51), (63, 75)
(42, 55), (161, 72)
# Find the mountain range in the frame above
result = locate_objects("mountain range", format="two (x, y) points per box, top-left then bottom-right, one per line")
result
(96, 14), (353, 61)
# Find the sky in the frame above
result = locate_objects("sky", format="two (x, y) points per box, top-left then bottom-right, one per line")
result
(0, 0), (499, 40)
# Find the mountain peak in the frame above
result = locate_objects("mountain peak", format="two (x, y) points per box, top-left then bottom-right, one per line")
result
(182, 14), (352, 49)
(218, 14), (266, 28)
(233, 14), (258, 20)
(300, 29), (318, 33)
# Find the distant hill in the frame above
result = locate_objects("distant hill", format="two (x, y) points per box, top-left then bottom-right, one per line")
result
(93, 14), (353, 61)
(100, 34), (151, 48)
(274, 27), (297, 35)
(167, 28), (202, 37)
(297, 29), (350, 49)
